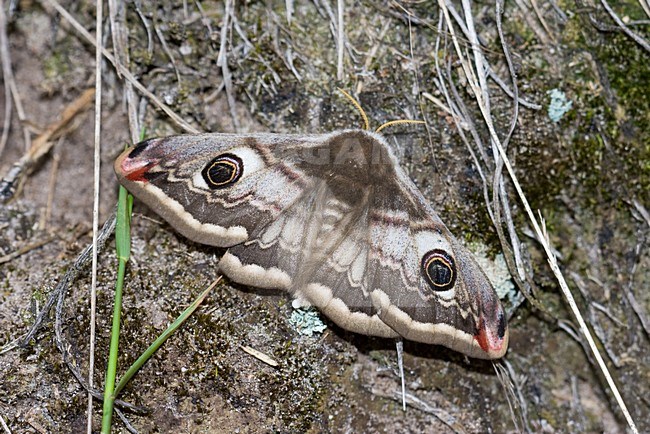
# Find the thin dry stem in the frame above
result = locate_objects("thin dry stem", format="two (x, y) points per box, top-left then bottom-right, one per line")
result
(638, 0), (650, 19)
(336, 0), (344, 80)
(0, 0), (31, 155)
(355, 18), (390, 94)
(240, 345), (279, 367)
(512, 0), (552, 45)
(285, 0), (294, 24)
(0, 0), (12, 158)
(40, 141), (62, 229)
(529, 0), (555, 43)
(217, 0), (241, 131)
(494, 0), (527, 283)
(382, 388), (467, 434)
(494, 361), (531, 433)
(153, 17), (183, 87)
(132, 1), (153, 59)
(0, 236), (55, 265)
(421, 91), (455, 117)
(112, 0), (140, 138)
(86, 0), (104, 431)
(0, 411), (10, 434)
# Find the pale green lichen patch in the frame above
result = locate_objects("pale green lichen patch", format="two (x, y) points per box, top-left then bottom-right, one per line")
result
(289, 306), (328, 336)
(547, 89), (573, 122)
(470, 242), (517, 301)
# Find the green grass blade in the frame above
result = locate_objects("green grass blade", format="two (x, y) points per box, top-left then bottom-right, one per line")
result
(113, 278), (219, 397)
(101, 184), (132, 433)
(115, 188), (133, 262)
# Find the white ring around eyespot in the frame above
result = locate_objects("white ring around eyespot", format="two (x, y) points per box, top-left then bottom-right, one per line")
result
(415, 231), (456, 300)
(415, 230), (451, 256)
(192, 146), (267, 190)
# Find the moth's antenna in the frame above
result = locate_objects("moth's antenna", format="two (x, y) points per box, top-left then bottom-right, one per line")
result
(337, 88), (370, 131)
(375, 119), (426, 133)
(336, 88), (425, 133)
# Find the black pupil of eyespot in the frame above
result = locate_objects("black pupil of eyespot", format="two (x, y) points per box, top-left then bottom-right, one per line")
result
(209, 162), (235, 183)
(422, 249), (456, 291)
(202, 153), (242, 189)
(428, 260), (452, 285)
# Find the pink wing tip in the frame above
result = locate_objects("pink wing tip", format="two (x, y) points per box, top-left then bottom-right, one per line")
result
(116, 140), (161, 183)
(119, 156), (154, 183)
(474, 312), (509, 359)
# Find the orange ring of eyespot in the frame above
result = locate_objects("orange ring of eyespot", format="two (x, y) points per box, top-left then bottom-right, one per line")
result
(422, 250), (456, 291)
(207, 160), (237, 185)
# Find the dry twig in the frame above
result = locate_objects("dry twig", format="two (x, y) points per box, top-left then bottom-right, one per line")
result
(86, 0), (104, 431)
(0, 88), (95, 202)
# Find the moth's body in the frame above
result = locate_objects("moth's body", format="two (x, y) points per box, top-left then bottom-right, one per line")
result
(115, 129), (508, 359)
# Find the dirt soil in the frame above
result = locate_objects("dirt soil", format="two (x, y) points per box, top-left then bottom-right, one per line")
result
(0, 1), (648, 433)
